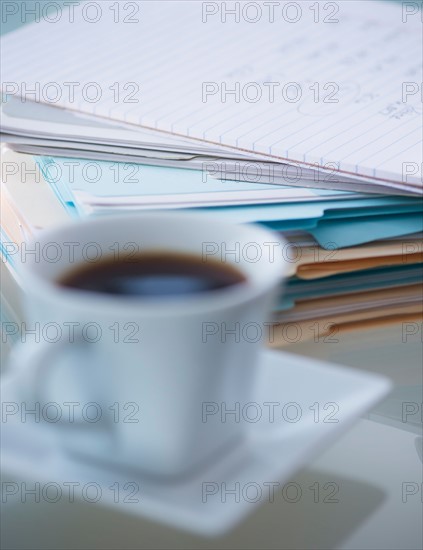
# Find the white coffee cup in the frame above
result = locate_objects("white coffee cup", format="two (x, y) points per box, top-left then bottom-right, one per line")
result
(7, 212), (288, 477)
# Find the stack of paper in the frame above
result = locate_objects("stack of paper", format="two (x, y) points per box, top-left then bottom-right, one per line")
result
(1, 147), (422, 342)
(1, 0), (422, 343)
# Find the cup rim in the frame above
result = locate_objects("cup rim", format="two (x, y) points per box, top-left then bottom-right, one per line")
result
(18, 212), (289, 316)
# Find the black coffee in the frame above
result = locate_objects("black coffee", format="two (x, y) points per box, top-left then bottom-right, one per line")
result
(57, 252), (246, 297)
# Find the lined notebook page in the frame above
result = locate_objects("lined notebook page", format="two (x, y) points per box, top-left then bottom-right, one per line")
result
(1, 0), (422, 186)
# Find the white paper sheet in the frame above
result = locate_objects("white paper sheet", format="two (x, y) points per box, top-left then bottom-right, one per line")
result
(1, 1), (421, 190)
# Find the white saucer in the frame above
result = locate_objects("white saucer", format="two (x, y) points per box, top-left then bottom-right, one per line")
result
(1, 349), (390, 536)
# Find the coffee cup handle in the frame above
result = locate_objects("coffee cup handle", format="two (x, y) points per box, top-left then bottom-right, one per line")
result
(5, 337), (87, 416)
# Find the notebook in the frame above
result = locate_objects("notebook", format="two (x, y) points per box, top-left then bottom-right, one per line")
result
(1, 0), (422, 193)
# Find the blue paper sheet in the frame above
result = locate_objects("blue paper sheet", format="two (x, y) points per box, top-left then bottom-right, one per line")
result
(36, 156), (423, 249)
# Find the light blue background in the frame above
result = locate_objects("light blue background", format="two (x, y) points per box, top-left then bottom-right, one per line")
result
(0, 1), (410, 36)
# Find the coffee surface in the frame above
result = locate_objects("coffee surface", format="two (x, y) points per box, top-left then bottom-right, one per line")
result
(57, 252), (246, 297)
